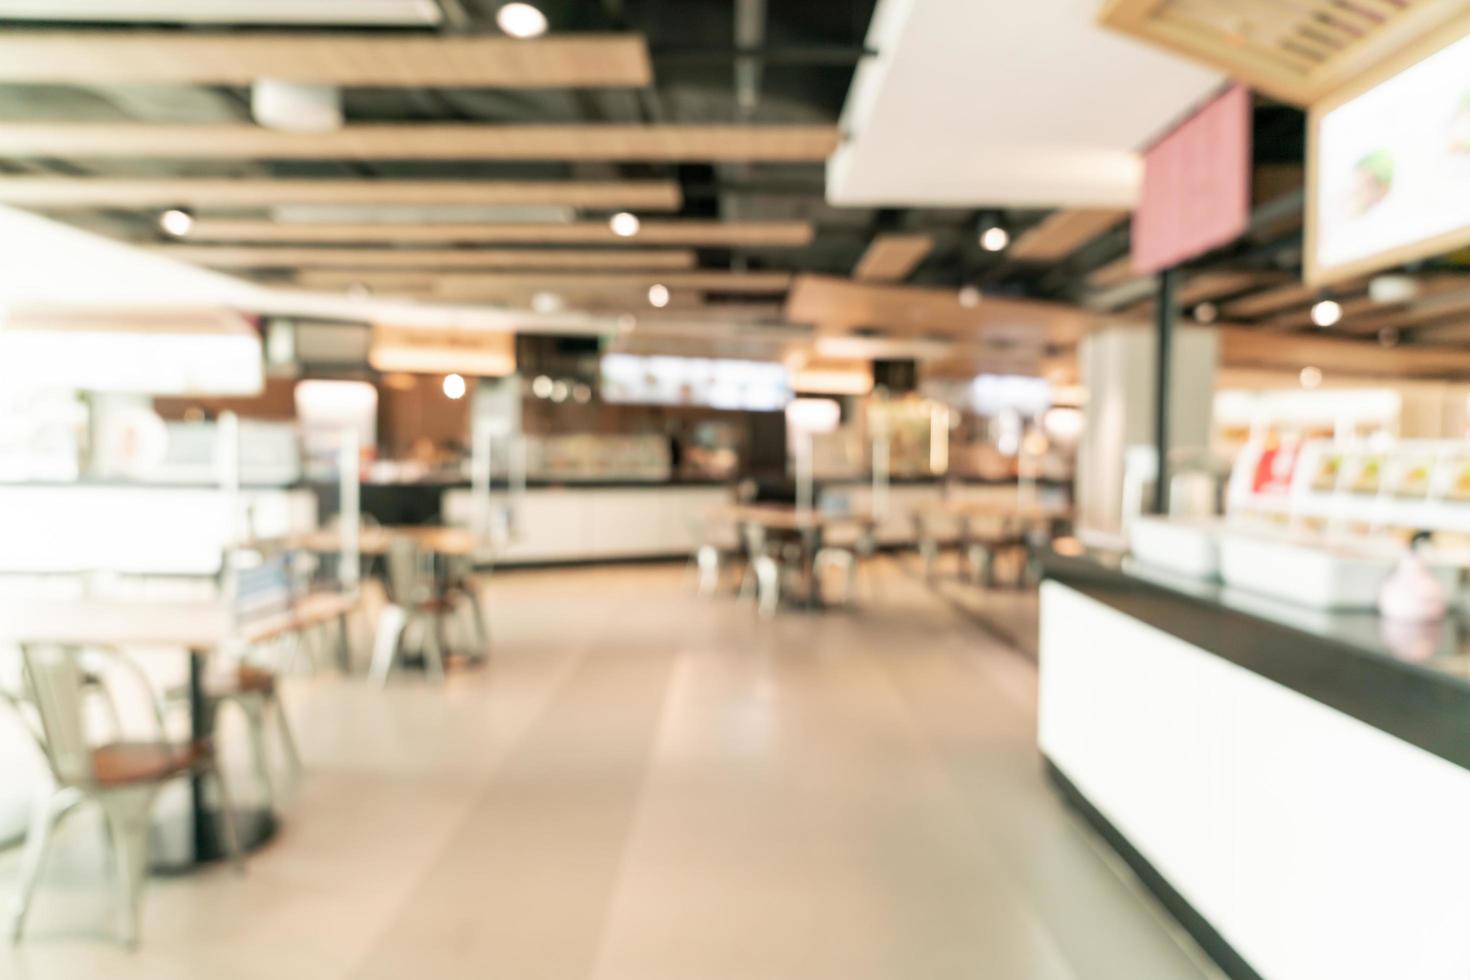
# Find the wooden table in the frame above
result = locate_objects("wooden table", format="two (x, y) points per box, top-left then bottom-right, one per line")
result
(0, 591), (356, 872)
(270, 524), (481, 558)
(722, 505), (876, 608)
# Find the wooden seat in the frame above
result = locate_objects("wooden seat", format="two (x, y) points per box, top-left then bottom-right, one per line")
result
(91, 739), (210, 787)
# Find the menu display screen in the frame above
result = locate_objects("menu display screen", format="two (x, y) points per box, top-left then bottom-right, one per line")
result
(599, 354), (791, 411)
(1310, 28), (1470, 282)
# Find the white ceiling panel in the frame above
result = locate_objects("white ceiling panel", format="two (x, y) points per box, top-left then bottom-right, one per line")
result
(827, 0), (1222, 208)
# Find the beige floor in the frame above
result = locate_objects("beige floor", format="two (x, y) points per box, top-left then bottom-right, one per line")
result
(0, 561), (1215, 980)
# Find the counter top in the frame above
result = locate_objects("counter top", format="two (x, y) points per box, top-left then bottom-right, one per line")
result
(1042, 547), (1470, 771)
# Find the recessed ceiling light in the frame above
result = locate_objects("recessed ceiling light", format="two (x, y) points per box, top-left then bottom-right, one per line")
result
(1192, 301), (1219, 324)
(496, 2), (547, 38)
(1310, 298), (1342, 328)
(979, 225), (1009, 252)
(159, 207), (194, 237)
(442, 373), (467, 399)
(958, 285), (982, 308)
(531, 374), (554, 398)
(609, 211), (641, 238)
(531, 290), (562, 314)
(550, 379), (570, 403)
(1299, 366), (1323, 389)
(647, 283), (670, 308)
(572, 383), (593, 404)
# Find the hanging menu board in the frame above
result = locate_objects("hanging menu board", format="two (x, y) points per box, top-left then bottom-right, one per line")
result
(1308, 26), (1470, 284)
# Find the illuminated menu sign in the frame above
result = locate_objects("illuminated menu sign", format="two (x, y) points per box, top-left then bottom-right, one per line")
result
(1309, 28), (1470, 283)
(600, 354), (791, 411)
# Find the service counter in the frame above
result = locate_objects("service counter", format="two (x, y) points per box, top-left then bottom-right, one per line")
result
(1039, 548), (1470, 980)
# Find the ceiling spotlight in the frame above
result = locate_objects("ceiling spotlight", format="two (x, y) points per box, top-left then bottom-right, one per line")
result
(979, 225), (1010, 252)
(647, 283), (670, 308)
(496, 2), (548, 38)
(1193, 301), (1219, 324)
(159, 207), (194, 237)
(531, 290), (562, 314)
(609, 211), (641, 238)
(572, 383), (593, 404)
(442, 373), (467, 400)
(958, 285), (982, 308)
(1299, 365), (1323, 389)
(550, 380), (570, 403)
(1379, 327), (1401, 348)
(1310, 298), (1343, 328)
(531, 374), (554, 399)
(1368, 274), (1418, 304)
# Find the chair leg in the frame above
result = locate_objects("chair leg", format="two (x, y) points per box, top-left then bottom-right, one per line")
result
(207, 766), (246, 876)
(8, 787), (73, 943)
(695, 545), (720, 597)
(272, 692), (302, 779)
(755, 556), (780, 619)
(423, 614), (447, 684)
(228, 696), (273, 810)
(461, 586), (490, 659)
(369, 604), (408, 686)
(98, 788), (153, 948)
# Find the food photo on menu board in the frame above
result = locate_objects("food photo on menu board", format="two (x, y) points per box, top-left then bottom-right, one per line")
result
(1313, 29), (1470, 277)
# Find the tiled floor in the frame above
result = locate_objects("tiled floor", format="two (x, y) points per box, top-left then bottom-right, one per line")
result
(0, 560), (1215, 979)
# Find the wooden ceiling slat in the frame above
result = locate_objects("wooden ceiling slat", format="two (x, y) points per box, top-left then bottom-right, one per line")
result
(1336, 286), (1470, 335)
(297, 269), (794, 295)
(1128, 271), (1285, 318)
(181, 219), (815, 247)
(151, 245), (698, 271)
(1009, 209), (1127, 262)
(0, 123), (842, 163)
(1085, 254), (1141, 289)
(0, 177), (683, 210)
(1220, 276), (1367, 319)
(852, 233), (933, 282)
(1262, 274), (1470, 331)
(0, 33), (651, 87)
(1219, 325), (1470, 379)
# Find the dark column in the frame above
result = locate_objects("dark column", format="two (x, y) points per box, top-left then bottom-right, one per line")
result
(1153, 268), (1178, 515)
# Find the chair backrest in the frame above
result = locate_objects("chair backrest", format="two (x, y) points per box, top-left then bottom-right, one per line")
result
(383, 537), (426, 605)
(740, 521), (768, 556)
(20, 644), (94, 786)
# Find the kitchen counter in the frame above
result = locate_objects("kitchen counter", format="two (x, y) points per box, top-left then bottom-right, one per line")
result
(1039, 547), (1470, 980)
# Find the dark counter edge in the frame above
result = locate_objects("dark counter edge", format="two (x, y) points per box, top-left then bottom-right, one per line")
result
(1044, 758), (1264, 980)
(3, 474), (1072, 491)
(1040, 549), (1470, 773)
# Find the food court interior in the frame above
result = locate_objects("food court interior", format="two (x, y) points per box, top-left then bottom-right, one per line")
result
(4, 1), (1470, 978)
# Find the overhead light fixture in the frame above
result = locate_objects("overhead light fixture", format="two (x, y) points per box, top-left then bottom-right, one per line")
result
(978, 213), (1009, 253)
(531, 374), (554, 398)
(957, 285), (982, 308)
(609, 211), (641, 238)
(572, 383), (593, 404)
(1368, 274), (1418, 304)
(1192, 301), (1219, 324)
(616, 313), (637, 334)
(251, 78), (343, 133)
(550, 379), (570, 403)
(1299, 365), (1323, 389)
(531, 290), (562, 314)
(1310, 298), (1342, 328)
(647, 283), (670, 308)
(442, 373), (466, 400)
(496, 2), (548, 38)
(159, 207), (194, 237)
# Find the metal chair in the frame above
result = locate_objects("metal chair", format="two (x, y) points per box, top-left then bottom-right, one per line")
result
(369, 538), (450, 685)
(443, 553), (491, 661)
(10, 645), (244, 947)
(737, 523), (783, 618)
